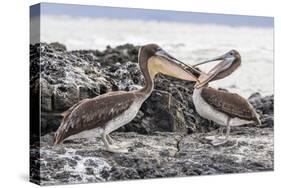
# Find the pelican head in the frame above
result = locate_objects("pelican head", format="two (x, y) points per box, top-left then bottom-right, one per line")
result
(194, 50), (241, 88)
(139, 44), (200, 82)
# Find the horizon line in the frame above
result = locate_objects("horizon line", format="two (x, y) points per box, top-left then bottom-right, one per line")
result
(30, 3), (274, 28)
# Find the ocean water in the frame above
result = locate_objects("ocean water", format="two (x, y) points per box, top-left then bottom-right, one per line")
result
(33, 15), (274, 98)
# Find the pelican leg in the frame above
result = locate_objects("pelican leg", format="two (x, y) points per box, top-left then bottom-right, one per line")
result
(106, 134), (115, 145)
(211, 118), (230, 146)
(101, 132), (128, 153)
(101, 133), (111, 150)
(205, 126), (224, 141)
(212, 126), (225, 139)
(218, 126), (224, 136)
(225, 122), (231, 140)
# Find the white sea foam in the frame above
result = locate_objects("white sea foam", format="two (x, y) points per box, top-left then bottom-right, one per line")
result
(40, 147), (110, 183)
(33, 15), (274, 97)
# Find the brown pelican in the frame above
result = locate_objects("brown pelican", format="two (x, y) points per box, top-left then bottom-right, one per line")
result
(192, 50), (261, 146)
(54, 44), (201, 152)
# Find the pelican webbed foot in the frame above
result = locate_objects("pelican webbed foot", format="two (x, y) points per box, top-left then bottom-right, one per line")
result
(102, 133), (128, 153)
(105, 145), (129, 153)
(205, 135), (228, 146)
(209, 122), (231, 146)
(211, 138), (228, 146)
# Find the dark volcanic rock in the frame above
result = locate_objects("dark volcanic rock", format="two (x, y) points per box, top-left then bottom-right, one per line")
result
(120, 90), (193, 134)
(37, 129), (273, 185)
(248, 92), (274, 127)
(30, 42), (274, 135)
(40, 78), (53, 112)
(49, 42), (67, 52)
(30, 42), (274, 185)
(30, 42), (203, 135)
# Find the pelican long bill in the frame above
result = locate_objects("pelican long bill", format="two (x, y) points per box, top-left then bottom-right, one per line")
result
(194, 52), (236, 88)
(155, 48), (203, 81)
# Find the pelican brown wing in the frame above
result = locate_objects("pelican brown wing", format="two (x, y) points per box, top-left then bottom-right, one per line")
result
(201, 87), (259, 121)
(54, 91), (136, 144)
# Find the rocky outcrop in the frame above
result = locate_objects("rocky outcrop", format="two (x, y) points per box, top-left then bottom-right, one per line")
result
(30, 43), (204, 135)
(30, 43), (273, 135)
(248, 92), (274, 127)
(37, 127), (273, 185)
(30, 43), (274, 185)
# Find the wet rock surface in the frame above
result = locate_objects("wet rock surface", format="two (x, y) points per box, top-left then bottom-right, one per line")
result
(38, 127), (273, 185)
(30, 43), (274, 185)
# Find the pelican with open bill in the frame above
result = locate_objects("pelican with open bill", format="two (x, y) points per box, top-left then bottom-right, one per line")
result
(53, 44), (201, 153)
(192, 50), (261, 146)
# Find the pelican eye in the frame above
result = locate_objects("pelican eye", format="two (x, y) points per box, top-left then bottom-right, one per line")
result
(156, 48), (162, 52)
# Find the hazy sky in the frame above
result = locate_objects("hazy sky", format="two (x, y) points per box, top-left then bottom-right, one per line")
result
(30, 3), (273, 27)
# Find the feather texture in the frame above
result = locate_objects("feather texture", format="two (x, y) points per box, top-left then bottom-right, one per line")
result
(201, 87), (260, 122)
(54, 91), (136, 144)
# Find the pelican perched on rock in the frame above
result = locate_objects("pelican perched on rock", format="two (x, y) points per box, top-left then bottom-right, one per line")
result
(192, 50), (261, 146)
(54, 44), (201, 152)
